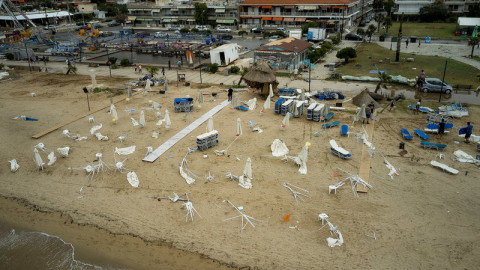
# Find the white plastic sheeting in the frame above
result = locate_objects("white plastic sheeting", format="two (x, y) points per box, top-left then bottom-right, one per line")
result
(238, 157), (253, 189)
(127, 171), (139, 187)
(95, 133), (108, 141)
(139, 111), (146, 127)
(131, 117), (139, 126)
(47, 152), (56, 166)
(110, 104), (118, 122)
(244, 98), (257, 110)
(9, 159), (19, 172)
(453, 150), (480, 164)
(90, 124), (102, 135)
(271, 139), (289, 157)
(34, 148), (45, 170)
(57, 147), (70, 158)
(236, 118), (242, 136)
(156, 109), (171, 129)
(115, 145), (136, 155)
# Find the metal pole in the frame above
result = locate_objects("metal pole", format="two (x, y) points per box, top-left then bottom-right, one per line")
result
(438, 59), (448, 102)
(24, 42), (32, 72)
(87, 93), (90, 111)
(198, 51), (202, 84)
(106, 47), (112, 77)
(130, 44), (133, 64)
(308, 63), (311, 92)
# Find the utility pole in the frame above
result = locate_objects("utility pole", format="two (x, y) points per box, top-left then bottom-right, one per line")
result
(198, 51), (203, 84)
(439, 59), (448, 102)
(66, 2), (72, 24)
(24, 42), (32, 72)
(340, 5), (345, 40)
(395, 13), (404, 62)
(106, 47), (112, 77)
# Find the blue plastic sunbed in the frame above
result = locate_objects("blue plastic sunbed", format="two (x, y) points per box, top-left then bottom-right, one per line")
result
(324, 112), (334, 121)
(341, 125), (349, 135)
(414, 129), (430, 140)
(420, 140), (447, 151)
(235, 106), (248, 111)
(400, 128), (413, 140)
(322, 121), (340, 129)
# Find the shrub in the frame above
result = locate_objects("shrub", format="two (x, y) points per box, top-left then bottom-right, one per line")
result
(111, 64), (119, 69)
(5, 53), (14, 60)
(120, 58), (130, 66)
(191, 28), (199, 33)
(336, 47), (357, 63)
(208, 63), (218, 73)
(108, 57), (117, 65)
(238, 30), (248, 37)
(230, 66), (240, 74)
(321, 43), (333, 50)
(180, 28), (190, 33)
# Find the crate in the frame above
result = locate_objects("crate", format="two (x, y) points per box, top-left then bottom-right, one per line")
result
(196, 130), (219, 151)
(274, 98), (285, 114)
(307, 103), (318, 120)
(293, 101), (304, 118)
(281, 99), (294, 115)
(278, 88), (296, 96)
(174, 97), (194, 112)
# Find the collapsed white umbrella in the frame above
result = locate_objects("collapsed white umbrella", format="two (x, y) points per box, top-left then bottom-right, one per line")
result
(198, 90), (204, 103)
(236, 118), (242, 136)
(206, 117), (214, 133)
(164, 109), (171, 129)
(282, 113), (290, 128)
(269, 84), (274, 98)
(110, 104), (118, 122)
(271, 139), (289, 157)
(298, 143), (309, 175)
(299, 89), (305, 101)
(9, 159), (20, 172)
(144, 79), (152, 93)
(164, 79), (168, 92)
(34, 148), (45, 170)
(231, 94), (238, 108)
(139, 110), (146, 127)
(238, 157), (252, 189)
(263, 95), (271, 110)
(322, 101), (329, 116)
(359, 104), (367, 119)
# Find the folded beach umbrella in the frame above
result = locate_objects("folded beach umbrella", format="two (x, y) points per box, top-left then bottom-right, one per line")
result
(322, 101), (329, 116)
(206, 117), (214, 132)
(145, 79), (152, 92)
(165, 109), (171, 129)
(231, 94), (238, 107)
(298, 143), (309, 175)
(236, 118), (242, 136)
(359, 104), (367, 119)
(34, 148), (45, 170)
(139, 110), (146, 127)
(198, 90), (204, 103)
(164, 79), (168, 92)
(263, 95), (271, 110)
(299, 89), (305, 101)
(269, 84), (274, 98)
(238, 157), (252, 189)
(282, 113), (290, 128)
(271, 139), (289, 157)
(110, 104), (118, 122)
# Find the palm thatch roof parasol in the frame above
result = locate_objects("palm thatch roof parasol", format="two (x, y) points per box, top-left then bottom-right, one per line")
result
(242, 62), (279, 96)
(352, 89), (380, 108)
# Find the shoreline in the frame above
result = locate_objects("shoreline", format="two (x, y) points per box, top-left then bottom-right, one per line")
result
(0, 196), (232, 270)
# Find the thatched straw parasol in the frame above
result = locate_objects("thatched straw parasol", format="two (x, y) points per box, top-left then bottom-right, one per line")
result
(242, 62), (279, 96)
(352, 89), (380, 108)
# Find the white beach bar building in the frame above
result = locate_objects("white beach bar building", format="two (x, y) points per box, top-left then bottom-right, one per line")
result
(210, 43), (239, 66)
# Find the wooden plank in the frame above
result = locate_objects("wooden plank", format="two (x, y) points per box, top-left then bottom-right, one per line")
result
(356, 120), (375, 193)
(32, 92), (140, 139)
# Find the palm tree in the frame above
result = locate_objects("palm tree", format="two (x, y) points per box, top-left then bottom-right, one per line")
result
(383, 17), (393, 35)
(237, 66), (249, 86)
(357, 28), (366, 41)
(468, 37), (479, 57)
(146, 66), (159, 77)
(375, 71), (392, 93)
(375, 13), (385, 33)
(366, 24), (377, 42)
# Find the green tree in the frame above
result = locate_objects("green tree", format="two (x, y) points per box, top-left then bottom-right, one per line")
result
(301, 22), (319, 34)
(357, 28), (366, 40)
(366, 24), (377, 42)
(180, 28), (190, 33)
(273, 30), (287, 38)
(419, 0), (450, 22)
(468, 37), (479, 57)
(373, 0), (384, 10)
(384, 0), (395, 16)
(194, 2), (208, 25)
(336, 47), (357, 63)
(383, 17), (393, 35)
(468, 3), (480, 17)
(375, 13), (385, 33)
(146, 66), (159, 77)
(375, 72), (392, 93)
(238, 30), (248, 37)
(237, 66), (250, 86)
(115, 14), (127, 23)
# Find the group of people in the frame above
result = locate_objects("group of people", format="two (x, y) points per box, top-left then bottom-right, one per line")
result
(362, 101), (376, 124)
(135, 63), (142, 73)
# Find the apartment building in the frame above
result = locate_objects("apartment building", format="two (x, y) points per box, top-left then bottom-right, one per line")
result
(395, 0), (479, 15)
(238, 0), (373, 32)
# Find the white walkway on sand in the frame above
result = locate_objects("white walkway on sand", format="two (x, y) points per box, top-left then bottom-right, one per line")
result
(143, 99), (230, 162)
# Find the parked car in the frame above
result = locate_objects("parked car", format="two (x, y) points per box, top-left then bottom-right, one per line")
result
(217, 25), (232, 32)
(108, 22), (121, 27)
(217, 33), (233, 40)
(251, 27), (265, 33)
(168, 25), (182, 31)
(195, 25), (210, 31)
(76, 22), (86, 26)
(268, 35), (280, 42)
(76, 26), (91, 31)
(420, 78), (453, 94)
(154, 31), (167, 38)
(102, 19), (113, 23)
(345, 33), (362, 40)
(43, 25), (56, 30)
(136, 32), (151, 38)
(276, 27), (288, 34)
(93, 24), (103, 29)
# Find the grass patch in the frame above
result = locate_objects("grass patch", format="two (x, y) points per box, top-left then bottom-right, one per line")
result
(335, 43), (479, 87)
(275, 71), (292, 77)
(382, 22), (458, 39)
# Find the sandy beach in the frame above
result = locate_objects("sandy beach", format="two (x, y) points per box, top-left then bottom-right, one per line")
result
(1, 70), (479, 269)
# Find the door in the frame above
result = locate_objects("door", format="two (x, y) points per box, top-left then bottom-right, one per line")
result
(220, 52), (226, 65)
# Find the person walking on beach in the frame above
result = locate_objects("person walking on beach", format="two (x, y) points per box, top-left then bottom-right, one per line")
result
(415, 99), (421, 114)
(368, 101), (375, 115)
(364, 105), (371, 124)
(406, 38), (409, 48)
(168, 59), (171, 70)
(389, 99), (395, 111)
(418, 39), (421, 47)
(161, 67), (165, 77)
(228, 88), (233, 101)
(438, 119), (446, 136)
(139, 64), (142, 74)
(417, 70), (425, 89)
(465, 122), (473, 143)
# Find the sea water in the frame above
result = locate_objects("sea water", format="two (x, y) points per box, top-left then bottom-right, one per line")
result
(0, 224), (121, 270)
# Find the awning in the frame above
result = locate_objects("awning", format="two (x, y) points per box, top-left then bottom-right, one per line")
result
(225, 19), (235, 23)
(171, 8), (178, 11)
(162, 19), (171, 22)
(262, 6), (272, 9)
(298, 5), (318, 10)
(128, 16), (136, 21)
(295, 17), (306, 22)
(170, 19), (178, 22)
(153, 18), (162, 21)
(283, 17), (294, 22)
(152, 9), (160, 12)
(137, 18), (153, 21)
(284, 5), (294, 9)
(332, 6), (346, 9)
(273, 17), (283, 21)
(187, 18), (195, 22)
(262, 17), (272, 20)
(216, 19), (226, 23)
(215, 9), (225, 13)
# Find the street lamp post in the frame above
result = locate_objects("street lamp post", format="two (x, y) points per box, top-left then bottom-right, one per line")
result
(438, 59), (448, 102)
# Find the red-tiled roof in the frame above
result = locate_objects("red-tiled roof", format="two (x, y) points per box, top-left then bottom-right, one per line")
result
(255, 37), (312, 53)
(240, 0), (355, 5)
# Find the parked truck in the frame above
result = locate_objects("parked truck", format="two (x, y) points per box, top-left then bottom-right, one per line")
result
(307, 28), (326, 41)
(289, 30), (302, 39)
